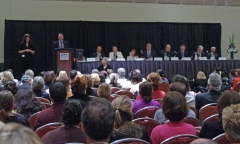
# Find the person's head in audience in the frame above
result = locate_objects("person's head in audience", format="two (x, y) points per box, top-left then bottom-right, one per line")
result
(117, 68), (126, 78)
(235, 69), (240, 77)
(1, 71), (14, 85)
(83, 74), (92, 89)
(0, 90), (14, 122)
(190, 139), (217, 144)
(217, 90), (240, 120)
(109, 73), (118, 84)
(222, 104), (240, 143)
(147, 72), (160, 90)
(6, 69), (13, 74)
(3, 80), (18, 96)
(21, 74), (32, 85)
(43, 71), (56, 85)
(91, 73), (100, 87)
(97, 83), (111, 99)
(0, 123), (42, 144)
(146, 43), (152, 51)
(81, 98), (115, 143)
(96, 46), (102, 53)
(62, 99), (83, 128)
(112, 46), (118, 53)
(32, 76), (45, 91)
(131, 70), (143, 84)
(165, 44), (171, 52)
(98, 74), (105, 84)
(156, 69), (167, 81)
(91, 69), (99, 74)
(58, 33), (64, 41)
(230, 69), (236, 77)
(58, 70), (67, 78)
(101, 57), (109, 66)
(39, 71), (46, 77)
(197, 45), (204, 53)
(197, 71), (206, 80)
(180, 44), (186, 52)
(171, 75), (190, 92)
(25, 69), (34, 78)
(69, 70), (78, 80)
(163, 91), (188, 122)
(169, 82), (187, 97)
(15, 89), (42, 118)
(56, 75), (70, 92)
(71, 76), (88, 96)
(49, 82), (67, 103)
(211, 47), (216, 53)
(139, 81), (153, 103)
(130, 49), (137, 57)
(207, 72), (222, 91)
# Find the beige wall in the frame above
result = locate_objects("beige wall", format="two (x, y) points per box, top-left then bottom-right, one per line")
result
(0, 0), (240, 63)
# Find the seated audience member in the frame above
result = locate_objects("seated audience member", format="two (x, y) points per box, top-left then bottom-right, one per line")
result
(81, 98), (115, 144)
(84, 74), (94, 96)
(117, 68), (132, 89)
(98, 57), (112, 76)
(69, 70), (78, 81)
(97, 83), (111, 100)
(156, 69), (169, 83)
(192, 45), (206, 60)
(132, 81), (160, 114)
(58, 70), (67, 78)
(214, 67), (231, 92)
(42, 99), (86, 144)
(192, 71), (208, 92)
(92, 69), (99, 74)
(222, 103), (240, 144)
(99, 74), (106, 84)
(69, 75), (91, 103)
(34, 82), (66, 130)
(151, 91), (196, 144)
(195, 72), (222, 111)
(56, 76), (72, 98)
(136, 72), (165, 100)
(91, 73), (100, 88)
(190, 139), (217, 144)
(0, 90), (29, 126)
(171, 75), (195, 107)
(43, 70), (56, 90)
(0, 123), (42, 144)
(4, 80), (18, 96)
(160, 44), (174, 60)
(154, 82), (196, 124)
(39, 71), (45, 77)
(110, 96), (149, 143)
(207, 47), (219, 60)
(109, 46), (124, 60)
(176, 44), (188, 60)
(92, 46), (105, 60)
(18, 74), (32, 90)
(15, 89), (43, 118)
(130, 70), (143, 97)
(127, 49), (138, 60)
(229, 69), (236, 86)
(142, 43), (156, 60)
(25, 69), (34, 79)
(232, 69), (240, 91)
(109, 73), (122, 88)
(134, 69), (146, 82)
(199, 90), (240, 139)
(32, 76), (50, 101)
(5, 69), (19, 86)
(1, 71), (14, 86)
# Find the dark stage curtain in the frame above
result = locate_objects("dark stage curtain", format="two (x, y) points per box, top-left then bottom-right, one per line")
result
(4, 20), (221, 79)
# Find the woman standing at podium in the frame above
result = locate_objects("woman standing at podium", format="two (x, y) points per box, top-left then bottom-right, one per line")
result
(18, 34), (35, 75)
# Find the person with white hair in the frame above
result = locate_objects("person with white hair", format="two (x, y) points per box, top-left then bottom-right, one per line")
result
(195, 72), (222, 111)
(116, 68), (132, 89)
(191, 45), (206, 60)
(32, 76), (50, 100)
(25, 69), (34, 79)
(207, 47), (219, 60)
(109, 73), (122, 88)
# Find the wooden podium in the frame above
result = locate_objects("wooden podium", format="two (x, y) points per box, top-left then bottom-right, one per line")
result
(53, 48), (73, 74)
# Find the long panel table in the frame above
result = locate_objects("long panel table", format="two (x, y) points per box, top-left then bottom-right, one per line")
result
(75, 60), (240, 79)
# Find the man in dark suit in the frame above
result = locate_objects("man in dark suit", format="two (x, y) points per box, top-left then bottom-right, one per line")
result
(160, 44), (174, 60)
(52, 33), (69, 49)
(142, 43), (156, 60)
(176, 44), (189, 60)
(91, 46), (105, 60)
(195, 73), (222, 111)
(207, 47), (219, 60)
(18, 74), (32, 90)
(191, 45), (206, 60)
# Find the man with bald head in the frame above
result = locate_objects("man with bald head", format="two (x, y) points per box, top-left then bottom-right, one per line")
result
(160, 44), (174, 60)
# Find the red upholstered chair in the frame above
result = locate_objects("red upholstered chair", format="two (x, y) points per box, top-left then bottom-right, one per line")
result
(161, 134), (199, 144)
(35, 122), (63, 138)
(28, 111), (40, 129)
(111, 87), (121, 93)
(159, 83), (169, 93)
(115, 90), (134, 99)
(110, 138), (150, 144)
(132, 118), (160, 135)
(36, 97), (50, 104)
(199, 103), (217, 124)
(236, 82), (240, 93)
(108, 94), (119, 102)
(182, 117), (200, 127)
(212, 133), (231, 144)
(134, 106), (160, 119)
(202, 114), (219, 125)
(190, 107), (198, 116)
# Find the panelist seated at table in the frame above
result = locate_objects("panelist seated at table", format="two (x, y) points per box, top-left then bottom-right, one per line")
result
(142, 43), (156, 60)
(109, 46), (123, 60)
(176, 44), (189, 60)
(92, 46), (105, 60)
(98, 57), (112, 75)
(52, 33), (69, 49)
(127, 49), (139, 60)
(207, 47), (219, 60)
(191, 45), (206, 60)
(159, 44), (174, 60)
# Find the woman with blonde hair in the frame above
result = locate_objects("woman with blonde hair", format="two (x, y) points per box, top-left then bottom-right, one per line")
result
(97, 83), (111, 99)
(1, 71), (14, 85)
(109, 96), (149, 143)
(58, 71), (68, 78)
(192, 71), (208, 92)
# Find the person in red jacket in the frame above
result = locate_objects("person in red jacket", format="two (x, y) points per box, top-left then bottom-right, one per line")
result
(232, 69), (240, 91)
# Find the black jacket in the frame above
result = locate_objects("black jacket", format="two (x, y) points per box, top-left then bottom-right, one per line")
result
(191, 52), (206, 60)
(142, 50), (157, 59)
(159, 51), (175, 60)
(207, 53), (219, 60)
(199, 121), (224, 139)
(91, 52), (106, 58)
(176, 51), (189, 59)
(52, 40), (69, 49)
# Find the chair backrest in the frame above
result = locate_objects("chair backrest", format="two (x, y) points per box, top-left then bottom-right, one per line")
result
(190, 107), (198, 116)
(236, 82), (240, 93)
(36, 97), (50, 104)
(28, 111), (41, 129)
(110, 138), (150, 144)
(212, 133), (231, 144)
(134, 106), (160, 119)
(159, 83), (169, 93)
(161, 134), (199, 144)
(182, 117), (200, 127)
(202, 114), (219, 125)
(115, 90), (134, 99)
(35, 122), (63, 138)
(132, 118), (160, 135)
(199, 103), (217, 124)
(111, 87), (121, 93)
(108, 94), (119, 102)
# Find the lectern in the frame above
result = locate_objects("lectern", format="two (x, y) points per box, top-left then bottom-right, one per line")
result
(53, 48), (73, 74)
